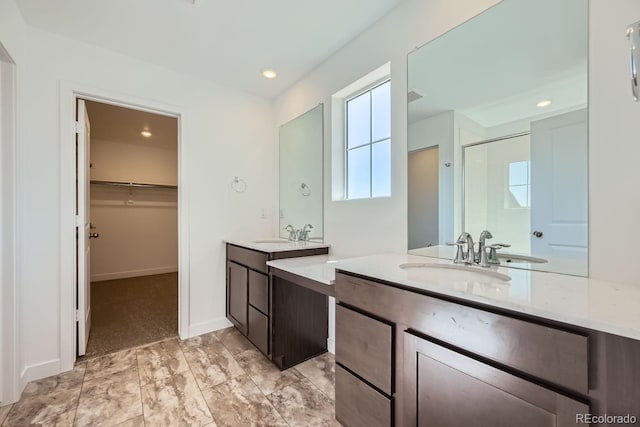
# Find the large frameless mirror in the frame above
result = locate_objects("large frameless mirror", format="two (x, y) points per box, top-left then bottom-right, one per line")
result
(279, 104), (324, 241)
(407, 0), (588, 276)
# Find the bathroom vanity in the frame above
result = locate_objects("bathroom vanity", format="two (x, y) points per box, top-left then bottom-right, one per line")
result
(225, 240), (329, 362)
(333, 254), (640, 427)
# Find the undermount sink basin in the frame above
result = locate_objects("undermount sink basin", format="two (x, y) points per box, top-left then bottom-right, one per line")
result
(498, 253), (548, 264)
(400, 262), (512, 282)
(252, 239), (289, 244)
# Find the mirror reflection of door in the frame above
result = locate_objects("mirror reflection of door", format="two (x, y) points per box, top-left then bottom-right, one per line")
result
(530, 109), (588, 275)
(408, 147), (439, 250)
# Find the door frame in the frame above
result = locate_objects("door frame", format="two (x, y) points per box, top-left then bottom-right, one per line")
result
(59, 82), (189, 372)
(0, 42), (18, 404)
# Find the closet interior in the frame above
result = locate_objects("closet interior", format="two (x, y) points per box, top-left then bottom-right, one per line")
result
(83, 100), (178, 359)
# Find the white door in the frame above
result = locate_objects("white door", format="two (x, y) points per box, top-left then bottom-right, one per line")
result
(76, 100), (91, 356)
(530, 108), (588, 276)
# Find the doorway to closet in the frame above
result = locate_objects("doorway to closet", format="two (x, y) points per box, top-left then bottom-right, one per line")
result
(77, 99), (179, 359)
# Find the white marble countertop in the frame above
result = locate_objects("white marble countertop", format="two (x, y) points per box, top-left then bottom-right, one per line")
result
(224, 238), (330, 253)
(332, 253), (640, 341)
(266, 255), (340, 285)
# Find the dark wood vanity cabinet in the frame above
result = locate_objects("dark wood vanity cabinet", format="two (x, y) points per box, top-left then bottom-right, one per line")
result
(225, 243), (328, 358)
(404, 332), (589, 427)
(334, 271), (640, 427)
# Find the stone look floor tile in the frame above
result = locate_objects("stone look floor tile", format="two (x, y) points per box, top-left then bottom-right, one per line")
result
(84, 348), (137, 382)
(74, 367), (142, 427)
(136, 338), (189, 385)
(4, 365), (86, 426)
(141, 369), (213, 427)
(182, 342), (244, 390)
(0, 404), (13, 425)
(214, 327), (254, 355)
(114, 415), (145, 427)
(4, 328), (340, 427)
(294, 353), (336, 400)
(235, 349), (303, 395)
(201, 374), (288, 427)
(22, 364), (86, 398)
(267, 378), (340, 427)
(179, 331), (220, 350)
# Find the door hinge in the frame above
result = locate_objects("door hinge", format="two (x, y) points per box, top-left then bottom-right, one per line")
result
(75, 215), (81, 227)
(75, 309), (79, 321)
(74, 121), (83, 134)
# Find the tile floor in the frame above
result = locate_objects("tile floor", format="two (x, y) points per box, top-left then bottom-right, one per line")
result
(0, 327), (339, 426)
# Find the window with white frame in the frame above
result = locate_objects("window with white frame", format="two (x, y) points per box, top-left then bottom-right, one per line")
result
(345, 80), (391, 199)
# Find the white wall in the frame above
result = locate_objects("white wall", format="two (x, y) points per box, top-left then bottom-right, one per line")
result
(0, 0), (277, 391)
(589, 0), (640, 284)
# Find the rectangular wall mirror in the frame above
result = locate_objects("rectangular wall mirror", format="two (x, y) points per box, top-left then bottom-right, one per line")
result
(279, 104), (324, 241)
(407, 0), (588, 276)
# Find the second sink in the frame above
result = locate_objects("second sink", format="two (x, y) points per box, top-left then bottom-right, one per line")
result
(399, 262), (512, 282)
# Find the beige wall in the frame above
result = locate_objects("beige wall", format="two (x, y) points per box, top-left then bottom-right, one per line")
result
(91, 138), (178, 186)
(89, 137), (178, 281)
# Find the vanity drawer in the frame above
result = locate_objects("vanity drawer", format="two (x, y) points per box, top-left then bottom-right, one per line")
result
(336, 272), (588, 395)
(248, 270), (268, 315)
(227, 244), (269, 273)
(335, 365), (391, 427)
(335, 304), (393, 395)
(248, 306), (268, 355)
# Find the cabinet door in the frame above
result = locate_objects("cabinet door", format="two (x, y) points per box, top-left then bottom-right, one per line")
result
(227, 261), (248, 335)
(404, 332), (589, 427)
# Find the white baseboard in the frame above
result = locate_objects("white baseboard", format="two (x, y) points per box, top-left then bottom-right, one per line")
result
(187, 317), (233, 340)
(327, 338), (335, 355)
(91, 266), (178, 282)
(20, 359), (61, 390)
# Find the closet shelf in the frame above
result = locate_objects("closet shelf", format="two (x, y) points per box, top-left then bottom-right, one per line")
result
(90, 180), (178, 189)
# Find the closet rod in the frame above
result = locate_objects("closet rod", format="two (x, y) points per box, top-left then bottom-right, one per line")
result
(90, 180), (178, 189)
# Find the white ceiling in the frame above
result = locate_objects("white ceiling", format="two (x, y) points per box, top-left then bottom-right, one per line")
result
(17, 0), (405, 99)
(85, 100), (178, 149)
(408, 0), (588, 127)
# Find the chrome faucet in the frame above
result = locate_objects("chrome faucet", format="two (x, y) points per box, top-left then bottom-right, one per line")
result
(299, 224), (313, 241)
(283, 224), (298, 241)
(478, 230), (493, 262)
(449, 232), (475, 264)
(460, 232), (476, 264)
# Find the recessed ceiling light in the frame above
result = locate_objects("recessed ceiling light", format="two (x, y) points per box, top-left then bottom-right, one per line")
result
(141, 130), (152, 138)
(536, 99), (552, 108)
(261, 69), (277, 79)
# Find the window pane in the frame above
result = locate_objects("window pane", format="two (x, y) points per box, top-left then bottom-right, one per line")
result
(509, 161), (529, 186)
(347, 92), (371, 149)
(347, 146), (371, 199)
(509, 185), (529, 208)
(372, 139), (391, 197)
(372, 81), (391, 141)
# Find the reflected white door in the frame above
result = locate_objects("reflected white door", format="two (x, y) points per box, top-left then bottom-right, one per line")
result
(530, 109), (588, 275)
(76, 100), (91, 356)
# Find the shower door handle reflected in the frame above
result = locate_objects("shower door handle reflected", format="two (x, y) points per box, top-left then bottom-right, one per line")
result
(89, 233), (100, 239)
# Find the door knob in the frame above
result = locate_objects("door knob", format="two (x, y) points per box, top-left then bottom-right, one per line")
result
(532, 230), (543, 238)
(89, 233), (100, 239)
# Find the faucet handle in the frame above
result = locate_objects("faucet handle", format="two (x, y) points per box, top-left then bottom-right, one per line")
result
(484, 244), (507, 265)
(447, 242), (467, 264)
